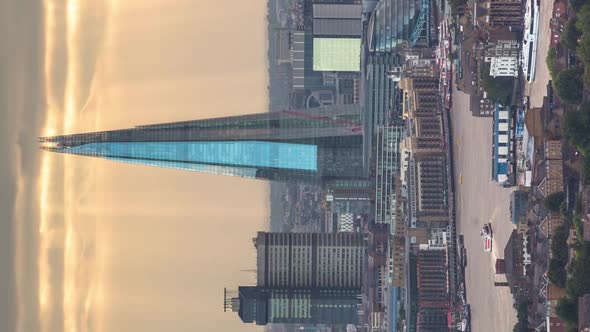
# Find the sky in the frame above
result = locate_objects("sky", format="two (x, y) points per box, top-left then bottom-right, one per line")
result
(1, 0), (269, 331)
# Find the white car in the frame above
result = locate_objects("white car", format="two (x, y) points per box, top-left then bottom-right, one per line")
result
(481, 223), (493, 252)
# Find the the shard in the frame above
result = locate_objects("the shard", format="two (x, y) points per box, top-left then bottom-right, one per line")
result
(39, 105), (371, 185)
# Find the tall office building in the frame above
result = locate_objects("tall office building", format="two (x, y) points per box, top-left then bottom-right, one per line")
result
(366, 0), (424, 52)
(255, 232), (367, 289)
(40, 105), (371, 186)
(232, 286), (362, 325)
(225, 232), (367, 326)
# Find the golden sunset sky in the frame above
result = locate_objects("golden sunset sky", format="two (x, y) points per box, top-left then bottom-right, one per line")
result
(2, 1), (269, 331)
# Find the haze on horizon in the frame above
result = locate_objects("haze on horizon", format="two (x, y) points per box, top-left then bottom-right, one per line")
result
(1, 0), (269, 331)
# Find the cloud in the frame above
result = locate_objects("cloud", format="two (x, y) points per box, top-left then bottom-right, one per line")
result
(0, 0), (46, 331)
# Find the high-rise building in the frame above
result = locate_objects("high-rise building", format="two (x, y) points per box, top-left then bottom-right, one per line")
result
(255, 232), (367, 289)
(399, 64), (449, 229)
(366, 0), (424, 52)
(365, 53), (403, 129)
(224, 231), (367, 326)
(232, 286), (362, 325)
(40, 105), (371, 186)
(416, 248), (450, 332)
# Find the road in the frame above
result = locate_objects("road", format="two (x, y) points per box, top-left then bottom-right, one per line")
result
(451, 86), (517, 332)
(527, 0), (555, 108)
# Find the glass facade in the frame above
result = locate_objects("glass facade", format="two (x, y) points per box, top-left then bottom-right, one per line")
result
(365, 53), (403, 129)
(40, 105), (370, 185)
(69, 141), (318, 171)
(366, 0), (422, 52)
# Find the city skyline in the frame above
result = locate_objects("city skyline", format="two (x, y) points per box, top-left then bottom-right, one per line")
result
(2, 0), (578, 331)
(1, 0), (269, 331)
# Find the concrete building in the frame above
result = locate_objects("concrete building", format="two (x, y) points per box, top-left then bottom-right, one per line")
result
(489, 56), (518, 77)
(416, 248), (450, 332)
(366, 223), (390, 316)
(275, 30), (292, 65)
(337, 213), (355, 232)
(390, 178), (407, 288)
(537, 140), (564, 197)
(311, 3), (362, 73)
(547, 284), (569, 332)
(399, 65), (449, 229)
(484, 33), (519, 77)
(485, 35), (519, 59)
(374, 125), (404, 232)
(486, 0), (524, 27)
(539, 214), (565, 251)
(326, 179), (373, 219)
(413, 156), (449, 228)
(255, 232), (367, 289)
(511, 190), (528, 234)
(503, 230), (530, 303)
(231, 286), (362, 325)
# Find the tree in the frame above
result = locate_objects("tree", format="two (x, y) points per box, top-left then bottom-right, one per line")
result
(567, 242), (590, 298)
(547, 48), (558, 78)
(564, 105), (590, 155)
(577, 34), (590, 65)
(548, 224), (569, 289)
(564, 18), (582, 50)
(573, 213), (585, 243)
(572, 0), (590, 11)
(513, 301), (531, 332)
(544, 191), (565, 211)
(585, 67), (590, 88)
(548, 259), (567, 288)
(583, 157), (590, 185)
(554, 68), (584, 104)
(556, 297), (579, 325)
(576, 4), (590, 33)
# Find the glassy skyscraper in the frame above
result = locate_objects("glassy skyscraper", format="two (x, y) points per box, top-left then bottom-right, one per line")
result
(40, 105), (371, 185)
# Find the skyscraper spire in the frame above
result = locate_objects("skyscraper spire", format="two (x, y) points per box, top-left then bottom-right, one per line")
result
(40, 105), (370, 185)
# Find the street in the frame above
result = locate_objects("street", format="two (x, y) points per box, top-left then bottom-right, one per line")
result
(451, 86), (517, 332)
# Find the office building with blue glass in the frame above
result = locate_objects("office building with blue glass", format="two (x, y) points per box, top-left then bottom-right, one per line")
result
(40, 105), (371, 186)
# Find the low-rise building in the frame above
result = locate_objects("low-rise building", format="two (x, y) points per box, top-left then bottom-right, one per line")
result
(537, 140), (564, 198)
(503, 230), (530, 302)
(493, 104), (511, 183)
(511, 190), (528, 234)
(547, 284), (569, 332)
(490, 56), (519, 77)
(484, 30), (519, 77)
